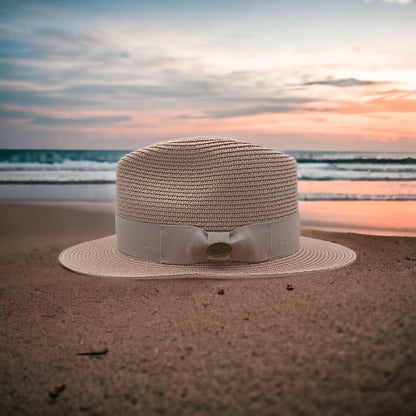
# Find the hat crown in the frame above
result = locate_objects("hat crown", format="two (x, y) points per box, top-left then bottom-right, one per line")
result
(116, 137), (298, 231)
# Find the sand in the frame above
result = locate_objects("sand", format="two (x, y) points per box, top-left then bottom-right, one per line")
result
(0, 203), (415, 416)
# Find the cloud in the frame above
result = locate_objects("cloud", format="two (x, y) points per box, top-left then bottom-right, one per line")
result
(31, 115), (131, 126)
(180, 100), (316, 119)
(0, 108), (36, 120)
(35, 28), (101, 46)
(64, 81), (219, 99)
(0, 61), (319, 113)
(303, 78), (377, 87)
(363, 0), (413, 3)
(187, 105), (295, 119)
(0, 107), (131, 125)
(0, 62), (90, 86)
(0, 39), (38, 59)
(0, 89), (98, 107)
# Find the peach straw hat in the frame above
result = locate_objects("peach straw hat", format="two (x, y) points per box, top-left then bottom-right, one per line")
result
(59, 137), (356, 279)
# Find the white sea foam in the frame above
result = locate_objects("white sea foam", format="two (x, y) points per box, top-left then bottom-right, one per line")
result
(298, 163), (416, 181)
(299, 193), (416, 201)
(0, 160), (117, 171)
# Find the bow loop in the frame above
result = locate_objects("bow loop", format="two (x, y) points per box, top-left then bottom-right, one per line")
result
(230, 223), (271, 262)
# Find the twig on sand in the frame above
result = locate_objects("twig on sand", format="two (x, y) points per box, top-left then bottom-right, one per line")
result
(77, 347), (109, 356)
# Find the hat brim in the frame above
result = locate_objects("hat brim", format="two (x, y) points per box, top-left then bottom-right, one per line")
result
(59, 235), (356, 279)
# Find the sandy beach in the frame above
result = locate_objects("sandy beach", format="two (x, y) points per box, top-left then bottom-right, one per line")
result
(1, 202), (415, 416)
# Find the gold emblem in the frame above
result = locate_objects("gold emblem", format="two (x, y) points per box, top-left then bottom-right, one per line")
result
(206, 242), (232, 258)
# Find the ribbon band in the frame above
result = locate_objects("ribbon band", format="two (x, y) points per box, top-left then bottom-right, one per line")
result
(116, 213), (300, 265)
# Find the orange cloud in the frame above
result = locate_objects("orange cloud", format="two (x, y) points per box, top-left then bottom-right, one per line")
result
(337, 97), (416, 114)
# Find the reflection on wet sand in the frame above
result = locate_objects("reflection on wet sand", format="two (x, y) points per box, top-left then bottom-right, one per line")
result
(300, 200), (416, 236)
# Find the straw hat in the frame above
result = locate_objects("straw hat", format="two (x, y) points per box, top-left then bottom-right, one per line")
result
(59, 137), (356, 279)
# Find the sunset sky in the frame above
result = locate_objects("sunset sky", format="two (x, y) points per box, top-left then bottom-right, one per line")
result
(0, 0), (415, 151)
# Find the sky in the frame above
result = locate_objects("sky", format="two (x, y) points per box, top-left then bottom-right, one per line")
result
(0, 0), (415, 151)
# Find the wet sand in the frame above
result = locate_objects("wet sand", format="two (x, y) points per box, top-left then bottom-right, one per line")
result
(0, 203), (415, 415)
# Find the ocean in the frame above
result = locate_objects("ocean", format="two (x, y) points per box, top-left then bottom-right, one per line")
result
(0, 149), (415, 202)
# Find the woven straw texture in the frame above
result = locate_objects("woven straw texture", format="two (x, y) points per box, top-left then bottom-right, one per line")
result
(116, 137), (298, 231)
(59, 137), (356, 279)
(59, 235), (356, 279)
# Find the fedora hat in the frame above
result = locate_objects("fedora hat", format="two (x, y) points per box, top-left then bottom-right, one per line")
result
(59, 137), (356, 279)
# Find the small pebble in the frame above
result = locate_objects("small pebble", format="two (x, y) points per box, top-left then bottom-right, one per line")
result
(218, 289), (225, 295)
(48, 384), (65, 398)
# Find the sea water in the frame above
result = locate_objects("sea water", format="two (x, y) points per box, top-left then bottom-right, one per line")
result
(0, 149), (415, 202)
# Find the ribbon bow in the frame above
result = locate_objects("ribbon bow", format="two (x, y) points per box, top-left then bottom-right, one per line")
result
(116, 213), (300, 265)
(160, 223), (273, 264)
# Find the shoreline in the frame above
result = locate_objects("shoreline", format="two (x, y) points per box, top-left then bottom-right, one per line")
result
(2, 199), (415, 237)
